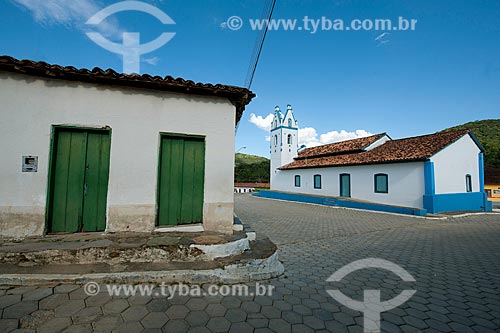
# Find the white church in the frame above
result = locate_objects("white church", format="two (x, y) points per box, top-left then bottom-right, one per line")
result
(262, 104), (492, 215)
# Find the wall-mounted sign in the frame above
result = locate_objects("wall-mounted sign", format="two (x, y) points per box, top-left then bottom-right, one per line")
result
(22, 156), (38, 172)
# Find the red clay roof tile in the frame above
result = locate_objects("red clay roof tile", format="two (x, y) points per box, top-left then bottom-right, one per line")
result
(0, 55), (255, 125)
(280, 129), (472, 170)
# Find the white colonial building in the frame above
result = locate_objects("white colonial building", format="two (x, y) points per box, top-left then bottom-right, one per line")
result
(265, 105), (492, 215)
(0, 56), (254, 238)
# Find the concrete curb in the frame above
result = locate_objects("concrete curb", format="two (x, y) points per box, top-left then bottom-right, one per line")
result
(0, 251), (285, 286)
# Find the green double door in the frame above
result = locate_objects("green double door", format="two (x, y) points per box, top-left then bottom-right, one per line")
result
(157, 135), (205, 226)
(48, 128), (111, 233)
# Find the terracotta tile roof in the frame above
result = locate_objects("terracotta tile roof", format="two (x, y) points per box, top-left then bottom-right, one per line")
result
(0, 55), (255, 125)
(280, 129), (473, 170)
(297, 133), (387, 159)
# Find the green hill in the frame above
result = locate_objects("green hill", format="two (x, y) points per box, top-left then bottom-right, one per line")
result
(234, 153), (270, 183)
(442, 119), (500, 168)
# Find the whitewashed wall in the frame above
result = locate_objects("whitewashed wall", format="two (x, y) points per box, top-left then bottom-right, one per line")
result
(431, 135), (480, 194)
(0, 72), (236, 237)
(272, 162), (425, 208)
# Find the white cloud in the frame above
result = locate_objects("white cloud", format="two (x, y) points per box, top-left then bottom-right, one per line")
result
(249, 113), (273, 132)
(11, 0), (122, 38)
(374, 32), (389, 41)
(143, 56), (160, 65)
(249, 113), (372, 148)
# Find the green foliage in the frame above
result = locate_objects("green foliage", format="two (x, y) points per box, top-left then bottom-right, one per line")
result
(443, 119), (500, 168)
(234, 153), (270, 182)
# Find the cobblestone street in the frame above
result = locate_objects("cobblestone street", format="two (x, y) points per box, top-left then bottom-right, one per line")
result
(1, 194), (500, 332)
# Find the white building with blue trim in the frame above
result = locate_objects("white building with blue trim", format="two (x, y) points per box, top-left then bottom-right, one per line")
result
(261, 105), (492, 215)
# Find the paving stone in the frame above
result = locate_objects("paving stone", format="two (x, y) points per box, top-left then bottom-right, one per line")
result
(269, 318), (292, 333)
(39, 293), (69, 310)
(292, 323), (314, 333)
(204, 303), (227, 317)
(93, 315), (123, 331)
(121, 305), (149, 322)
(7, 287), (36, 296)
(206, 317), (231, 332)
(303, 315), (326, 330)
(102, 299), (129, 314)
(241, 301), (261, 313)
(162, 319), (188, 331)
(68, 288), (89, 300)
(0, 319), (19, 332)
(54, 285), (80, 294)
(187, 327), (211, 333)
(38, 317), (72, 333)
(224, 308), (247, 323)
(72, 306), (102, 324)
(221, 297), (241, 309)
(61, 323), (93, 333)
(128, 295), (152, 306)
(141, 312), (168, 329)
(185, 298), (208, 311)
(114, 321), (144, 333)
(19, 310), (54, 330)
(229, 321), (254, 333)
(248, 317), (269, 328)
(3, 301), (38, 319)
(0, 295), (22, 309)
(185, 310), (209, 327)
(166, 304), (189, 319)
(54, 300), (85, 317)
(261, 305), (281, 319)
(147, 299), (170, 312)
(22, 288), (53, 301)
(84, 293), (112, 307)
(254, 329), (274, 333)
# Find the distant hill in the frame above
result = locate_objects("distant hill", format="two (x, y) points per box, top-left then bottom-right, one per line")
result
(442, 119), (500, 168)
(234, 153), (270, 183)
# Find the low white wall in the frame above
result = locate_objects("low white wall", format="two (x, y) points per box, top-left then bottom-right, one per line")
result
(432, 135), (480, 194)
(0, 72), (236, 237)
(272, 162), (425, 208)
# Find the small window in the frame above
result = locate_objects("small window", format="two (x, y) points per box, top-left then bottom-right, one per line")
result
(374, 173), (388, 193)
(466, 174), (472, 192)
(294, 175), (301, 187)
(287, 134), (292, 144)
(314, 174), (322, 189)
(288, 119), (292, 127)
(274, 135), (278, 146)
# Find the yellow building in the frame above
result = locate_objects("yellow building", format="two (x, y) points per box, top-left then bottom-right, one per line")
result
(485, 166), (500, 202)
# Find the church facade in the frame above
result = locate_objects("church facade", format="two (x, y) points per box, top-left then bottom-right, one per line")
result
(268, 105), (492, 214)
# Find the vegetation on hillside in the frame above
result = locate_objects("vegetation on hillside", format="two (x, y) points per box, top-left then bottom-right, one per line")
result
(234, 153), (270, 183)
(442, 119), (500, 168)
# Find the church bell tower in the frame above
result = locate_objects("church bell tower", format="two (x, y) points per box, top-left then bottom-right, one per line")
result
(270, 104), (298, 186)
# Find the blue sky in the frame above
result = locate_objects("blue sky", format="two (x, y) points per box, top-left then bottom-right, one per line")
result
(1, 0), (499, 157)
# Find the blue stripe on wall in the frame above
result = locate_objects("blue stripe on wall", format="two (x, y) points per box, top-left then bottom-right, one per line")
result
(254, 190), (427, 216)
(478, 152), (485, 192)
(424, 161), (435, 196)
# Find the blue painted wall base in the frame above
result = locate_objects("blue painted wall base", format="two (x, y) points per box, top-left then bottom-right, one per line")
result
(423, 192), (493, 213)
(254, 191), (427, 216)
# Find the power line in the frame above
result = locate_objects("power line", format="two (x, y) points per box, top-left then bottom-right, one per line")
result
(244, 0), (277, 89)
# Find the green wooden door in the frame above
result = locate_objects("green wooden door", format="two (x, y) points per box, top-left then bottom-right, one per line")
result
(157, 135), (205, 226)
(48, 128), (111, 232)
(340, 174), (351, 197)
